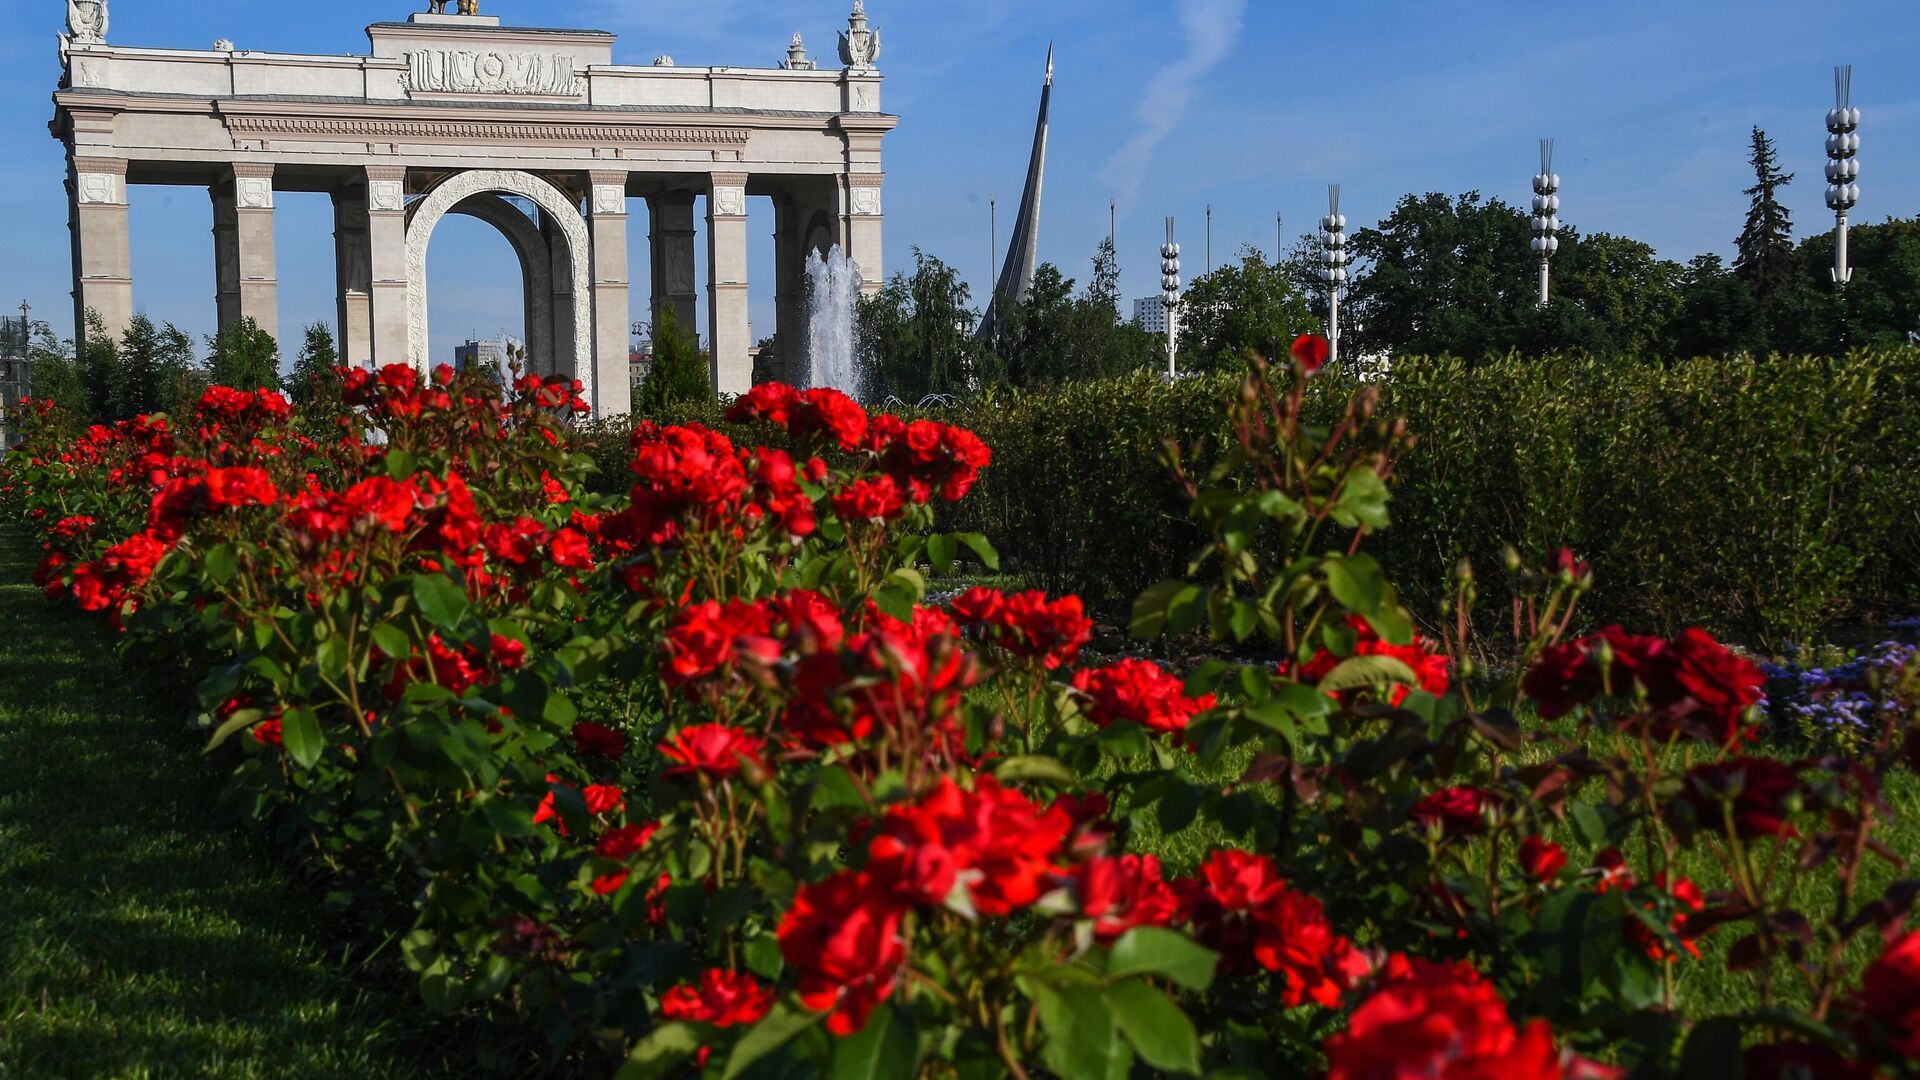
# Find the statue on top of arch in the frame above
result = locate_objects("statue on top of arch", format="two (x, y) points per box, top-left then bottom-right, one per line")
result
(66, 0), (107, 44)
(425, 0), (481, 15)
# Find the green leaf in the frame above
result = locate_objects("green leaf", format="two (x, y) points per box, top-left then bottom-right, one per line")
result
(411, 574), (470, 631)
(992, 755), (1077, 788)
(1035, 984), (1130, 1080)
(1323, 554), (1386, 615)
(1107, 927), (1219, 991)
(829, 1003), (918, 1080)
(1335, 467), (1392, 529)
(370, 623), (410, 661)
(385, 448), (417, 479)
(615, 1022), (704, 1080)
(926, 533), (957, 575)
(1226, 599), (1259, 642)
(1316, 654), (1417, 695)
(1103, 980), (1201, 1075)
(281, 707), (324, 769)
(958, 533), (1000, 571)
(204, 543), (239, 586)
(1570, 802), (1609, 846)
(1363, 603), (1415, 647)
(1165, 585), (1209, 637)
(1130, 579), (1186, 640)
(722, 1002), (822, 1080)
(205, 706), (265, 751)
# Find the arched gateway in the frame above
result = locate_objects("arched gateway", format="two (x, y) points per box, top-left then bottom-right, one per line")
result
(50, 1), (896, 416)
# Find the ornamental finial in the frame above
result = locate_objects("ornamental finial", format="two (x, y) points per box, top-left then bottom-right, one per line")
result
(839, 1), (881, 68)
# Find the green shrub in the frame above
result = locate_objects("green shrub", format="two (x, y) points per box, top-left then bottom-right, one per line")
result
(949, 349), (1920, 645)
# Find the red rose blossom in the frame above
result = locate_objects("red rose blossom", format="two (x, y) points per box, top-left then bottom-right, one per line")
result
(1857, 930), (1920, 1060)
(1072, 658), (1216, 736)
(660, 969), (774, 1028)
(1323, 955), (1564, 1080)
(1291, 333), (1331, 374)
(777, 870), (908, 1036)
(658, 724), (768, 782)
(1518, 836), (1568, 883)
(572, 721), (627, 759)
(1411, 787), (1493, 837)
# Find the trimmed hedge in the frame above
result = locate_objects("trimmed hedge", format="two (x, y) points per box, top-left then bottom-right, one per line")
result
(939, 351), (1920, 645)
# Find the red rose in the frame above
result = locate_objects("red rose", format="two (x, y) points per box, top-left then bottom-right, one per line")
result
(1857, 931), (1920, 1060)
(949, 586), (1005, 628)
(1518, 836), (1568, 883)
(658, 724), (768, 782)
(1324, 956), (1564, 1080)
(867, 777), (1074, 917)
(790, 388), (869, 451)
(549, 526), (595, 570)
(1290, 333), (1331, 374)
(203, 466), (279, 509)
(1070, 854), (1181, 941)
(1411, 787), (1493, 837)
(662, 599), (778, 687)
(726, 382), (801, 426)
(994, 591), (1093, 670)
(830, 474), (905, 524)
(572, 721), (627, 759)
(1520, 625), (1666, 720)
(660, 969), (774, 1028)
(1072, 658), (1216, 736)
(251, 718), (284, 747)
(590, 821), (658, 894)
(1672, 757), (1802, 839)
(777, 870), (908, 1036)
(1174, 849), (1366, 1005)
(1292, 615), (1450, 706)
(1658, 628), (1764, 746)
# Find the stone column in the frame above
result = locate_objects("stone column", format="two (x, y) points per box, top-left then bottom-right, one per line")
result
(212, 163), (279, 341)
(772, 192), (809, 387)
(68, 156), (133, 346)
(587, 171), (632, 418)
(647, 191), (698, 336)
(844, 172), (885, 297)
(706, 173), (752, 396)
(539, 210), (577, 383)
(364, 165), (410, 368)
(331, 185), (372, 365)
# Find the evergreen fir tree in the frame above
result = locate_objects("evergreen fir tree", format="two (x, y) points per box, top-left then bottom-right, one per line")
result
(287, 322), (341, 410)
(204, 317), (282, 391)
(637, 307), (709, 415)
(78, 309), (120, 423)
(1733, 126), (1797, 308)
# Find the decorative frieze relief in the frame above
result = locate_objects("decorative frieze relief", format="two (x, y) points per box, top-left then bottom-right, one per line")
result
(405, 49), (587, 97)
(369, 181), (405, 212)
(222, 115), (751, 148)
(76, 172), (122, 205)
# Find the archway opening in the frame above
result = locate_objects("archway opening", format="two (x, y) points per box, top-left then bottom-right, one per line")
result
(425, 212), (525, 373)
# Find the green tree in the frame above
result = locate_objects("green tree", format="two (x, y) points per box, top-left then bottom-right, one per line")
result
(1345, 192), (1537, 360)
(1668, 254), (1768, 358)
(1178, 245), (1316, 372)
(855, 249), (990, 402)
(113, 315), (200, 419)
(1552, 232), (1685, 356)
(1733, 126), (1797, 312)
(205, 317), (282, 391)
(1067, 238), (1160, 381)
(79, 309), (120, 423)
(287, 322), (341, 411)
(751, 333), (781, 387)
(637, 307), (709, 414)
(993, 263), (1077, 387)
(1775, 216), (1920, 352)
(23, 322), (88, 425)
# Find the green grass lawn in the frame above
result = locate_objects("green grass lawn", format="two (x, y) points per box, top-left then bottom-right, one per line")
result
(0, 534), (455, 1079)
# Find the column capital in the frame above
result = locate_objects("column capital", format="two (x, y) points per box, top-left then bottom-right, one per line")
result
(365, 165), (406, 214)
(589, 171), (629, 217)
(73, 156), (128, 207)
(72, 155), (128, 176)
(227, 161), (276, 210)
(708, 173), (748, 220)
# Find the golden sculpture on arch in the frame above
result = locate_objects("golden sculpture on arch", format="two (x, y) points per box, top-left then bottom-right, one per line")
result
(424, 0), (479, 14)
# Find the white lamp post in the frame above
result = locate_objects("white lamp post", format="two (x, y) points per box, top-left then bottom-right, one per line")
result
(1826, 65), (1860, 287)
(1531, 139), (1561, 307)
(1161, 217), (1181, 377)
(1320, 186), (1348, 368)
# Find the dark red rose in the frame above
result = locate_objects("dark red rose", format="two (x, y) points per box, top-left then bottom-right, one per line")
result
(1672, 757), (1802, 839)
(1411, 787), (1493, 837)
(1072, 658), (1216, 736)
(1518, 835), (1568, 883)
(777, 870), (908, 1036)
(660, 969), (774, 1028)
(1290, 333), (1331, 374)
(572, 721), (627, 759)
(658, 724), (768, 782)
(1173, 849), (1366, 1005)
(1323, 955), (1563, 1080)
(1857, 930), (1920, 1060)
(1658, 628), (1764, 746)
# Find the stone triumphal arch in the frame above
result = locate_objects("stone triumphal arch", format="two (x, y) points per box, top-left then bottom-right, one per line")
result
(50, 0), (895, 415)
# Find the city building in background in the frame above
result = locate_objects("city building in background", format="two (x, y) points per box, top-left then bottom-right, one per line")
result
(629, 321), (653, 390)
(1132, 295), (1181, 337)
(0, 312), (30, 448)
(453, 338), (505, 373)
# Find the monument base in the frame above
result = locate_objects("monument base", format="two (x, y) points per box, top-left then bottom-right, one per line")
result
(407, 13), (503, 28)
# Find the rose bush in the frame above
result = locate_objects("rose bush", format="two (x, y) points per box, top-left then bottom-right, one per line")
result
(2, 341), (1917, 1078)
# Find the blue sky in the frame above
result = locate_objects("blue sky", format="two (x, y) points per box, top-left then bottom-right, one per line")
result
(2, 0), (1916, 361)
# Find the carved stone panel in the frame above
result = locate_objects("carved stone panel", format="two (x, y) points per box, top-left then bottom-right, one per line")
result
(851, 187), (880, 216)
(77, 173), (116, 205)
(369, 181), (405, 212)
(236, 177), (273, 209)
(712, 186), (746, 218)
(404, 49), (587, 97)
(592, 184), (625, 216)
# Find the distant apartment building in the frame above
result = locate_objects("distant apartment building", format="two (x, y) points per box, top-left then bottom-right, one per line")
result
(452, 339), (506, 373)
(1132, 296), (1181, 336)
(0, 314), (30, 448)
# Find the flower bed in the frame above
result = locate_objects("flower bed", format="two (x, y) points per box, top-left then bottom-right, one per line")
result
(3, 345), (1918, 1078)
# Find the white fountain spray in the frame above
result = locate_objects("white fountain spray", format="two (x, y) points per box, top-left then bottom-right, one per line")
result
(805, 245), (863, 398)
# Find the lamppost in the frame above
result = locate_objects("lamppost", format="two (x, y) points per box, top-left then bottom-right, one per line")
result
(1321, 186), (1348, 368)
(1826, 65), (1860, 287)
(1161, 217), (1181, 378)
(1531, 139), (1560, 307)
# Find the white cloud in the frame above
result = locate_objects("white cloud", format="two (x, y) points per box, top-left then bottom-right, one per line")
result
(1100, 0), (1246, 204)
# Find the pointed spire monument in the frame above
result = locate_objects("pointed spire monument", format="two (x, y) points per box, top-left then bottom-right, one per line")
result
(978, 45), (1053, 342)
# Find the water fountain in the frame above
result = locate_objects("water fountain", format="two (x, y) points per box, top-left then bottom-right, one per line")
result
(805, 245), (863, 398)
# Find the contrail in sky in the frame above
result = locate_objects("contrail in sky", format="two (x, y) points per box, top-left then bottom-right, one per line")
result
(1101, 0), (1248, 206)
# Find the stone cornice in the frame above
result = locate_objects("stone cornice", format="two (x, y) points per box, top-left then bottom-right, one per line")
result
(219, 112), (752, 147)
